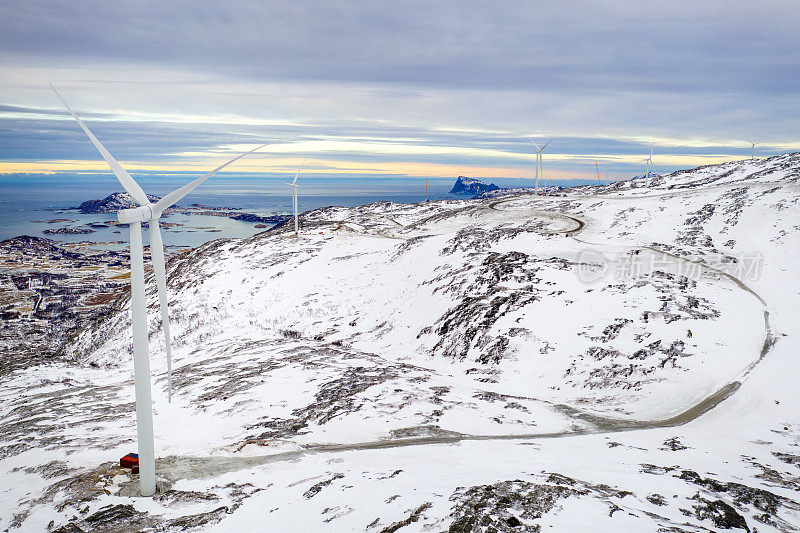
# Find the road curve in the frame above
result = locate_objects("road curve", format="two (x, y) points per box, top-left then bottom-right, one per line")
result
(156, 195), (776, 484)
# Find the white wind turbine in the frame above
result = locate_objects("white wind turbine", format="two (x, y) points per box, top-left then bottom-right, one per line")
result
(287, 162), (304, 237)
(528, 137), (552, 194)
(643, 142), (657, 187)
(748, 140), (759, 160)
(52, 84), (270, 497)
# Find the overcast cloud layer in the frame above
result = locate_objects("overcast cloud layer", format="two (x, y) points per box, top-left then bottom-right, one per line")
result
(1, 0), (798, 180)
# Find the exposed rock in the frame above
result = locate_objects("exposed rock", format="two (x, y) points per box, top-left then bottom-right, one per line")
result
(449, 176), (501, 196)
(304, 473), (345, 499)
(686, 496), (750, 531)
(380, 503), (432, 533)
(447, 479), (579, 532)
(661, 437), (690, 451)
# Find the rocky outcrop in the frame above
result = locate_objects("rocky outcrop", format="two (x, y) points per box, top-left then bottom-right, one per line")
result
(449, 176), (501, 196)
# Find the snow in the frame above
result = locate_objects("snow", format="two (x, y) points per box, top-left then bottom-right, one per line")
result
(2, 154), (800, 531)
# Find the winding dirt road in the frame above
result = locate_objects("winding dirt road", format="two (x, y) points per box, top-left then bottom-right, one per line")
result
(157, 193), (776, 484)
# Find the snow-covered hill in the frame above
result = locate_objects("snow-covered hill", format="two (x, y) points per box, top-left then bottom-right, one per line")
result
(2, 154), (799, 531)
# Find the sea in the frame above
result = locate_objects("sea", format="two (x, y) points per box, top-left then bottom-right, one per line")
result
(0, 173), (597, 250)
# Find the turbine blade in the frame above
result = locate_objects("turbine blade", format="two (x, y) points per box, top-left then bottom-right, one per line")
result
(153, 143), (269, 213)
(528, 137), (540, 150)
(292, 159), (306, 185)
(148, 220), (173, 403)
(51, 84), (150, 206)
(540, 139), (553, 151)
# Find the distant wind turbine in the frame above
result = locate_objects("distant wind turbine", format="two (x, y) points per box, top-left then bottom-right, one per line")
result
(748, 140), (759, 160)
(595, 161), (602, 186)
(52, 84), (270, 497)
(287, 162), (304, 237)
(528, 137), (552, 194)
(426, 179), (429, 202)
(643, 142), (657, 187)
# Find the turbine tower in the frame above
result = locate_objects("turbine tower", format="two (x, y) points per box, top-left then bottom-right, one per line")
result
(528, 137), (552, 194)
(595, 161), (602, 186)
(52, 84), (269, 497)
(287, 166), (302, 236)
(748, 140), (759, 160)
(644, 142), (657, 187)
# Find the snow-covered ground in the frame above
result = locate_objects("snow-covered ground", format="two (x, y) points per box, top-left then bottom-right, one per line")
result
(1, 154), (799, 531)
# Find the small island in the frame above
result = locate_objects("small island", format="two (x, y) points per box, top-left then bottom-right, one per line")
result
(449, 176), (501, 196)
(42, 227), (96, 235)
(75, 192), (291, 225)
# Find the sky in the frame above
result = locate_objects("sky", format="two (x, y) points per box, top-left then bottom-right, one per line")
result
(1, 0), (799, 183)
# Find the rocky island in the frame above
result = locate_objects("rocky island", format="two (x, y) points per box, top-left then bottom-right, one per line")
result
(77, 192), (162, 213)
(448, 175), (501, 196)
(75, 192), (291, 225)
(449, 175), (568, 199)
(42, 227), (96, 235)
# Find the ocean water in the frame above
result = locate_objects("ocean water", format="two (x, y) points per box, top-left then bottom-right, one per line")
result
(0, 173), (596, 249)
(0, 173), (449, 249)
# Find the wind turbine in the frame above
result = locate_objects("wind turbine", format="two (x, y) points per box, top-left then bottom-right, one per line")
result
(528, 137), (552, 194)
(52, 84), (270, 497)
(643, 142), (657, 187)
(425, 179), (429, 202)
(748, 140), (758, 160)
(287, 164), (303, 237)
(595, 161), (602, 186)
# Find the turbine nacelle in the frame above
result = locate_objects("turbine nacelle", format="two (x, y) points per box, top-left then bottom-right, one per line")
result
(118, 205), (156, 224)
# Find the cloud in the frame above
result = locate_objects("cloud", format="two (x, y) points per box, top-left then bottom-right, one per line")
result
(3, 1), (798, 93)
(0, 1), (798, 179)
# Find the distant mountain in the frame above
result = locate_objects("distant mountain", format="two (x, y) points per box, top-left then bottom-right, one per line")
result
(449, 176), (501, 196)
(77, 192), (161, 213)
